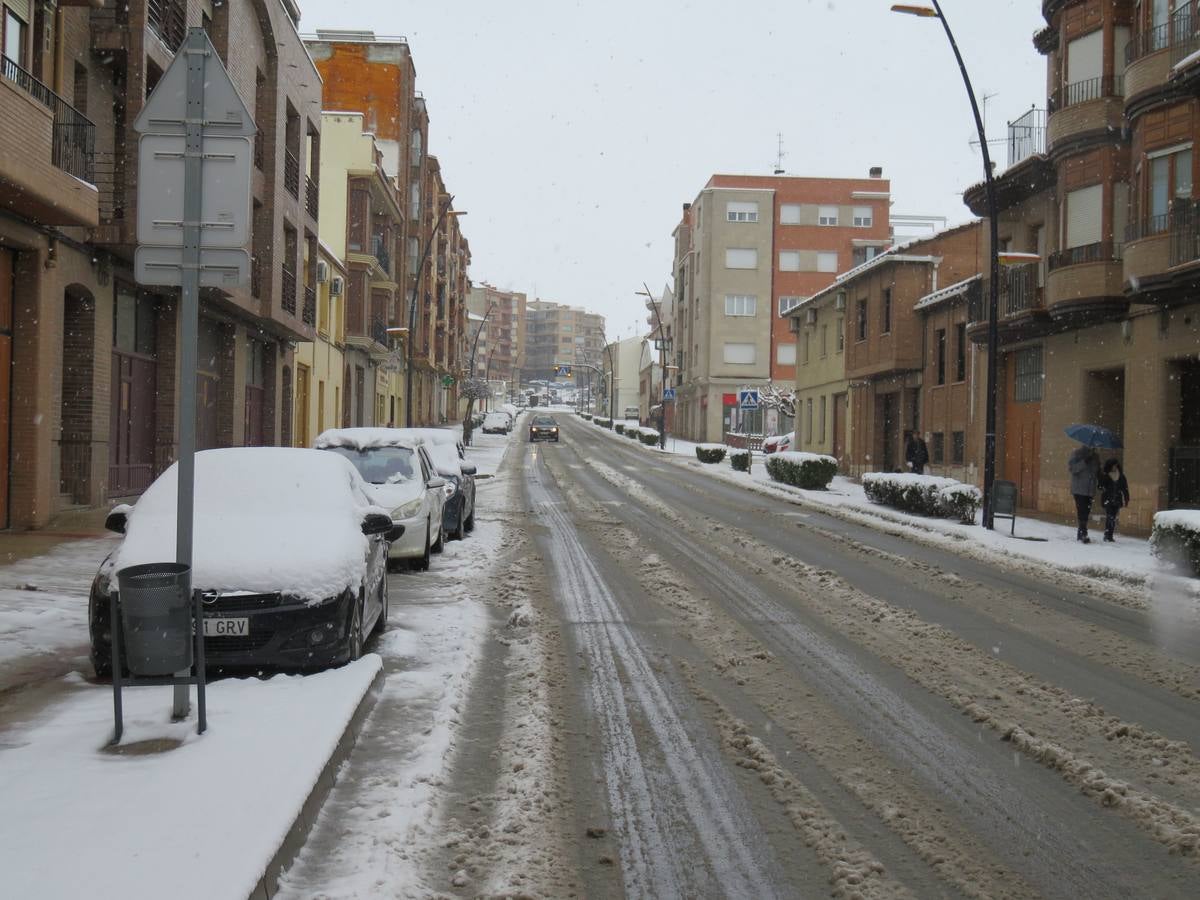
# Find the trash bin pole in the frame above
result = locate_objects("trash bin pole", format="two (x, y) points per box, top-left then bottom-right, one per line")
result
(110, 590), (123, 745)
(194, 589), (206, 735)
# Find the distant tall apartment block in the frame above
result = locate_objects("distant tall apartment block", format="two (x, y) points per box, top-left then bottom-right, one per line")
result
(467, 284), (526, 385)
(524, 300), (606, 384)
(670, 171), (892, 442)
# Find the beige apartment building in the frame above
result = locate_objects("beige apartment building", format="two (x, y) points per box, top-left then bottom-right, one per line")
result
(467, 283), (526, 388)
(789, 288), (850, 463)
(294, 244), (347, 447)
(524, 299), (606, 387)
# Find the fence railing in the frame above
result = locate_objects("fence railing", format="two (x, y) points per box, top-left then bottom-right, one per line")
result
(146, 0), (187, 52)
(1126, 213), (1171, 243)
(1046, 240), (1123, 272)
(59, 435), (91, 505)
(1000, 263), (1043, 316)
(1007, 108), (1046, 168)
(1048, 75), (1123, 113)
(281, 266), (296, 315)
(1168, 199), (1200, 267)
(305, 176), (318, 218)
(302, 285), (316, 326)
(1127, 12), (1197, 64)
(370, 315), (388, 347)
(2, 54), (96, 182)
(284, 148), (300, 197)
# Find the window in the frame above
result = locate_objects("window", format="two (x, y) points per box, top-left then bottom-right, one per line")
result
(113, 287), (157, 356)
(725, 248), (757, 269)
(852, 246), (881, 267)
(837, 318), (845, 352)
(818, 205), (838, 226)
(1014, 346), (1044, 402)
(882, 288), (892, 334)
(935, 328), (947, 385)
(806, 399), (814, 443)
(779, 295), (804, 315)
(409, 182), (420, 220)
(817, 251), (838, 273)
(853, 207), (873, 227)
(955, 322), (966, 381)
(1065, 29), (1102, 96)
(952, 431), (965, 465)
(1065, 183), (1103, 247)
(724, 294), (757, 316)
(726, 201), (758, 223)
(856, 299), (868, 342)
(776, 343), (796, 365)
(780, 203), (801, 224)
(820, 324), (828, 357)
(819, 396), (827, 442)
(932, 433), (945, 464)
(801, 332), (810, 364)
(4, 9), (27, 66)
(73, 63), (88, 117)
(779, 250), (801, 271)
(723, 342), (756, 364)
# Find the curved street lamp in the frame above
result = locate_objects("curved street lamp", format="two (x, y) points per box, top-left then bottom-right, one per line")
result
(893, 1), (1001, 529)
(405, 194), (467, 427)
(636, 283), (669, 450)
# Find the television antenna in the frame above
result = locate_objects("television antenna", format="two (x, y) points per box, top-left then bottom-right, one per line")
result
(772, 132), (786, 174)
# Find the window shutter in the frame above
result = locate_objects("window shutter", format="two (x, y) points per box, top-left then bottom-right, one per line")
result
(1067, 29), (1103, 85)
(780, 204), (801, 224)
(1065, 184), (1103, 248)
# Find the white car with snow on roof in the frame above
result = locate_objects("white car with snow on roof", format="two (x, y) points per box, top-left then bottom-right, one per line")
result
(89, 448), (394, 675)
(315, 428), (447, 570)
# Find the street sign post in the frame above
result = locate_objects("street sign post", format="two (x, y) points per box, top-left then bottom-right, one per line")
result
(662, 387), (676, 401)
(134, 28), (254, 719)
(738, 388), (760, 411)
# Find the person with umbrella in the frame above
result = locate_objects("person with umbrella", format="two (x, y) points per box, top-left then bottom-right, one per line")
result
(1065, 424), (1121, 544)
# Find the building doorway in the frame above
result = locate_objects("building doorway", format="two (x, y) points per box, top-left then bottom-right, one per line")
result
(245, 338), (267, 446)
(1004, 347), (1043, 509)
(294, 363), (310, 446)
(1168, 358), (1200, 508)
(879, 392), (898, 472)
(832, 392), (847, 466)
(110, 286), (157, 496)
(61, 287), (96, 505)
(196, 318), (221, 450)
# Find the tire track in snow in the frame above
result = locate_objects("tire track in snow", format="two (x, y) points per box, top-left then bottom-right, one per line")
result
(525, 448), (784, 899)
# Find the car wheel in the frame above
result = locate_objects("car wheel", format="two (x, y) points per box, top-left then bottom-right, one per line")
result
(464, 506), (475, 533)
(348, 592), (364, 663)
(372, 572), (388, 637)
(452, 502), (465, 541)
(431, 519), (445, 553)
(415, 521), (432, 571)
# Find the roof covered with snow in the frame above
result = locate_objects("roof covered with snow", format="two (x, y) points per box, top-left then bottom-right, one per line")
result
(913, 274), (982, 311)
(314, 427), (423, 451)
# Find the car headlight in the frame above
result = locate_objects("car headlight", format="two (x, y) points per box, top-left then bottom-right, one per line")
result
(394, 499), (423, 519)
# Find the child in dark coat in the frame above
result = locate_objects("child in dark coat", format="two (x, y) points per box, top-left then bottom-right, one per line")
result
(1100, 458), (1130, 542)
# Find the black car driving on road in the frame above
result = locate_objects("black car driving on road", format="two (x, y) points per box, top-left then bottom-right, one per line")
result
(529, 415), (560, 442)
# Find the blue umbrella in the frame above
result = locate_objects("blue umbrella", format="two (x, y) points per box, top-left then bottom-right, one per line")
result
(1065, 423), (1123, 449)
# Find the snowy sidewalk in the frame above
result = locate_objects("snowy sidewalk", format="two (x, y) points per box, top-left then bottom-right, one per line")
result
(583, 419), (1193, 592)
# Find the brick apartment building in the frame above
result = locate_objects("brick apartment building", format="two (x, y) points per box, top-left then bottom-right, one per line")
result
(467, 283), (527, 389)
(1, 0), (319, 529)
(524, 299), (606, 387)
(960, 0), (1200, 529)
(670, 172), (892, 442)
(305, 30), (470, 427)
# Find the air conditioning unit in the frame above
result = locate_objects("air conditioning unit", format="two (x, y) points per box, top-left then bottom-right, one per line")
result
(316, 260), (329, 283)
(834, 292), (846, 311)
(788, 316), (803, 335)
(330, 276), (344, 297)
(805, 308), (817, 326)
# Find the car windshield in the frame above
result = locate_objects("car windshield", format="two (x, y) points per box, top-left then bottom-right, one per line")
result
(325, 445), (416, 485)
(533, 417), (557, 426)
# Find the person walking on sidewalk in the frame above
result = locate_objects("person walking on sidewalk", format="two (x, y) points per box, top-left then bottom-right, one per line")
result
(1100, 458), (1131, 542)
(1068, 445), (1101, 543)
(905, 431), (929, 475)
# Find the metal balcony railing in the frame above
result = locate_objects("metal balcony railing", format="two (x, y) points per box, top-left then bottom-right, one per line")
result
(281, 266), (297, 315)
(1126, 213), (1171, 243)
(1007, 108), (1046, 168)
(1168, 199), (1200, 267)
(1048, 75), (1123, 113)
(370, 315), (388, 347)
(2, 54), (96, 182)
(371, 234), (390, 276)
(1046, 240), (1123, 272)
(1127, 12), (1197, 65)
(1000, 263), (1043, 316)
(305, 176), (318, 218)
(284, 149), (300, 197)
(302, 286), (316, 326)
(147, 0), (187, 52)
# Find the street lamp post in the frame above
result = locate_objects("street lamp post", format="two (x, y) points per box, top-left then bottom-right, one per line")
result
(637, 284), (669, 451)
(893, 2), (1000, 529)
(461, 301), (497, 446)
(405, 194), (466, 427)
(602, 334), (616, 419)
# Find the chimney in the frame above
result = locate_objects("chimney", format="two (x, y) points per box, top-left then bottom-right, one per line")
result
(683, 202), (691, 212)
(869, 166), (883, 178)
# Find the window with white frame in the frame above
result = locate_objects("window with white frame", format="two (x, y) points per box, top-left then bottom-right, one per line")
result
(778, 295), (804, 315)
(817, 251), (838, 273)
(853, 206), (873, 227)
(726, 201), (759, 223)
(723, 342), (756, 364)
(724, 294), (757, 316)
(780, 203), (801, 224)
(818, 205), (838, 226)
(725, 247), (757, 269)
(776, 343), (796, 365)
(779, 250), (801, 271)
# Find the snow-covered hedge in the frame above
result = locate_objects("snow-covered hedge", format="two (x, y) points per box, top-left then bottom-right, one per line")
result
(730, 449), (751, 472)
(638, 428), (660, 446)
(581, 412), (593, 421)
(594, 417), (612, 429)
(625, 427), (641, 440)
(765, 452), (837, 490)
(695, 444), (727, 464)
(614, 422), (626, 434)
(1151, 510), (1200, 576)
(862, 473), (981, 523)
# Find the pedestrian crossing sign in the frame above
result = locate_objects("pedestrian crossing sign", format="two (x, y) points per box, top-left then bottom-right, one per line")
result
(738, 389), (760, 410)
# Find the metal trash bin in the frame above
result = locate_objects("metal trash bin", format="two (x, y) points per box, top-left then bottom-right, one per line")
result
(116, 562), (193, 677)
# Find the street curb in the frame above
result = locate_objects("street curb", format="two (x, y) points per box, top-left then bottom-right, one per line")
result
(247, 662), (386, 900)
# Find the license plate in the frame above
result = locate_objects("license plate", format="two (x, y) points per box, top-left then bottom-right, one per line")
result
(203, 617), (249, 637)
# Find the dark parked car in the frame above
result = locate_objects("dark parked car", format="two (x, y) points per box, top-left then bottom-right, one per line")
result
(89, 448), (394, 675)
(529, 415), (560, 442)
(425, 439), (477, 540)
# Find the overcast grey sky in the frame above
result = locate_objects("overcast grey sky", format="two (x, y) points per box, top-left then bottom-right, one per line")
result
(303, 0), (1047, 338)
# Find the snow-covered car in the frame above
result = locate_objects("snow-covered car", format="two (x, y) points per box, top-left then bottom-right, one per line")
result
(763, 432), (794, 454)
(623, 406), (640, 420)
(89, 448), (393, 675)
(315, 428), (447, 570)
(424, 440), (477, 540)
(482, 412), (511, 434)
(529, 414), (560, 442)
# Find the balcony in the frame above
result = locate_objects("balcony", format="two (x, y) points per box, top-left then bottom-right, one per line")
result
(147, 0), (186, 53)
(1047, 240), (1123, 272)
(1044, 240), (1126, 324)
(0, 55), (97, 226)
(1007, 108), (1046, 168)
(281, 266), (297, 316)
(305, 176), (318, 218)
(284, 149), (300, 198)
(967, 265), (1050, 344)
(370, 234), (391, 278)
(1126, 15), (1197, 107)
(303, 285), (316, 326)
(1046, 76), (1124, 150)
(370, 315), (388, 348)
